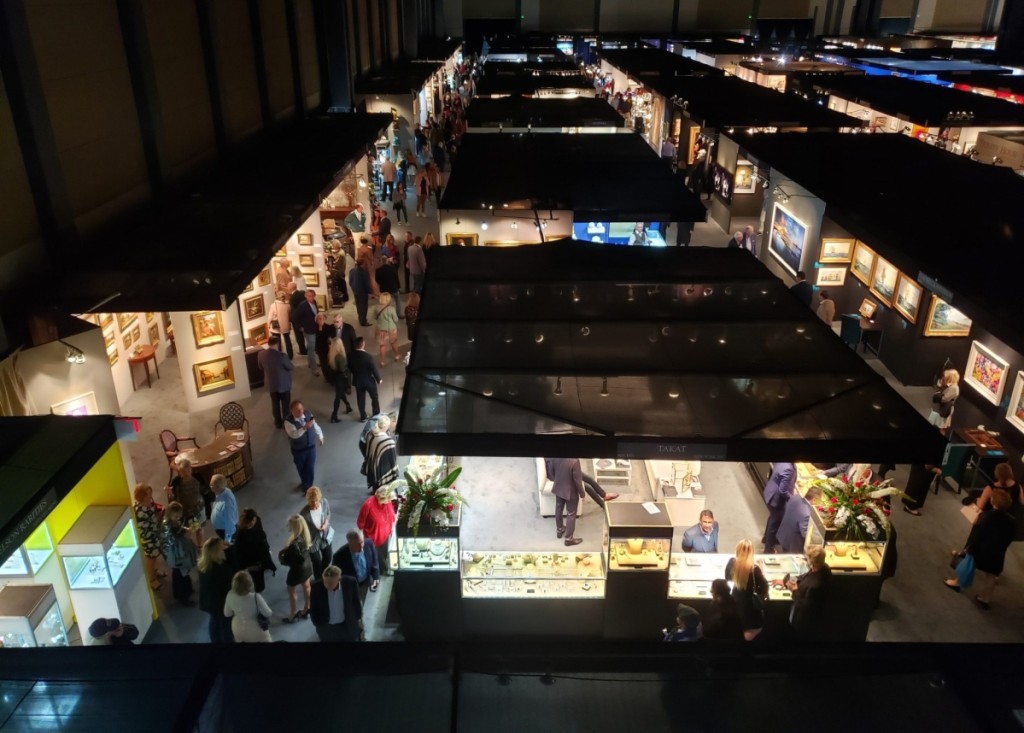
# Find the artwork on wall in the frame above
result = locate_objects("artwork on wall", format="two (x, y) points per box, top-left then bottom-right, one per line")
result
(299, 254), (315, 268)
(869, 255), (898, 306)
(483, 241), (524, 247)
(893, 274), (924, 324)
(297, 233), (314, 246)
(445, 233), (479, 246)
(818, 238), (854, 264)
(922, 295), (972, 337)
(303, 270), (320, 288)
(851, 241), (875, 285)
(243, 281), (254, 293)
(191, 311), (225, 348)
(148, 323), (159, 344)
(257, 268), (273, 286)
(122, 332), (132, 350)
(103, 330), (115, 348)
(107, 346), (118, 366)
(51, 391), (99, 416)
(858, 299), (878, 319)
(964, 340), (1009, 406)
(145, 312), (155, 323)
(248, 323), (269, 347)
(194, 356), (236, 394)
(767, 204), (806, 277)
(99, 313), (113, 330)
(1007, 372), (1024, 434)
(711, 162), (732, 202)
(315, 294), (327, 312)
(116, 312), (137, 333)
(733, 161), (756, 194)
(275, 245), (287, 257)
(815, 266), (847, 287)
(243, 294), (266, 321)
(131, 324), (141, 344)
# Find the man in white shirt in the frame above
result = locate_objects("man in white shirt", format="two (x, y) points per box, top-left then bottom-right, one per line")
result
(309, 565), (362, 641)
(209, 474), (238, 541)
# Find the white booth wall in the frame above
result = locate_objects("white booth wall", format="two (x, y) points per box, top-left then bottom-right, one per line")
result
(757, 170), (826, 287)
(440, 209), (572, 246)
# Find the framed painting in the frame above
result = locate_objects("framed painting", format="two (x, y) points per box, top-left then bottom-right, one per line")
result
(733, 161), (756, 194)
(194, 356), (236, 394)
(922, 295), (972, 337)
(815, 266), (847, 287)
(858, 299), (877, 319)
(303, 270), (320, 288)
(99, 313), (113, 330)
(191, 311), (225, 348)
(103, 329), (115, 348)
(965, 340), (1009, 405)
(243, 281), (254, 293)
(116, 312), (137, 333)
(767, 203), (806, 277)
(257, 267), (273, 287)
(243, 294), (266, 321)
(445, 233), (479, 246)
(145, 312), (155, 323)
(297, 233), (314, 245)
(484, 241), (525, 247)
(161, 312), (172, 330)
(851, 241), (875, 286)
(893, 274), (924, 323)
(299, 254), (315, 268)
(107, 347), (118, 366)
(315, 294), (327, 312)
(818, 238), (854, 264)
(122, 332), (132, 350)
(1007, 372), (1024, 434)
(275, 245), (287, 257)
(869, 255), (898, 306)
(148, 322), (159, 344)
(131, 324), (141, 344)
(248, 323), (269, 347)
(51, 391), (99, 417)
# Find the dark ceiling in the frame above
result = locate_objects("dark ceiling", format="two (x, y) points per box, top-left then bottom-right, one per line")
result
(466, 97), (626, 128)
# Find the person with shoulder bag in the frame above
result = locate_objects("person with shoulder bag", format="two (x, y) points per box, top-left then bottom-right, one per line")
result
(223, 570), (273, 642)
(945, 489), (1016, 609)
(279, 514), (313, 623)
(927, 368), (960, 435)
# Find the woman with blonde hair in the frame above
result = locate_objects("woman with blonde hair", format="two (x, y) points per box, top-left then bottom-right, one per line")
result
(927, 368), (960, 434)
(724, 539), (768, 640)
(223, 570), (273, 642)
(290, 265), (308, 292)
(328, 336), (353, 421)
(197, 537), (236, 642)
(268, 289), (294, 359)
(275, 258), (293, 291)
(279, 514), (313, 623)
(132, 483), (165, 590)
(374, 292), (401, 366)
(974, 462), (1022, 513)
(405, 291), (421, 343)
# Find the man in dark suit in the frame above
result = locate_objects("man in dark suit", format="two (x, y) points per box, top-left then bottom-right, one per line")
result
(762, 462), (796, 553)
(545, 458), (586, 546)
(681, 510), (719, 553)
(332, 529), (380, 602)
(348, 336), (382, 421)
(333, 314), (357, 361)
(309, 565), (362, 642)
(789, 271), (813, 308)
(787, 546), (831, 640)
(777, 487), (823, 553)
(256, 335), (292, 428)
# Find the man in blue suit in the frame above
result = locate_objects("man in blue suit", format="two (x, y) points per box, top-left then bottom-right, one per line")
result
(681, 510), (719, 553)
(762, 462), (796, 553)
(777, 486), (823, 554)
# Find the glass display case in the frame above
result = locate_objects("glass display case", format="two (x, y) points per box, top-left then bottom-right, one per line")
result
(608, 538), (671, 571)
(106, 520), (138, 586)
(460, 550), (606, 599)
(397, 536), (458, 571)
(0, 585), (69, 648)
(668, 553), (810, 601)
(605, 502), (675, 572)
(58, 506), (139, 591)
(0, 524), (55, 578)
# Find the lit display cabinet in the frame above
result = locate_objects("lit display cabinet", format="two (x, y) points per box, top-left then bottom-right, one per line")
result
(58, 506), (152, 643)
(668, 553), (810, 601)
(397, 535), (459, 571)
(604, 502), (675, 638)
(460, 550), (606, 599)
(0, 524), (55, 578)
(0, 584), (69, 648)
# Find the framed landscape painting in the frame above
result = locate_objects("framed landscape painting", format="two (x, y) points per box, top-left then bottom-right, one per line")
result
(851, 241), (875, 286)
(1007, 372), (1024, 434)
(893, 274), (923, 323)
(248, 323), (269, 347)
(869, 255), (898, 306)
(148, 323), (159, 344)
(858, 299), (878, 319)
(815, 266), (847, 287)
(445, 233), (479, 246)
(767, 203), (806, 277)
(299, 254), (315, 268)
(191, 311), (225, 348)
(819, 238), (854, 264)
(117, 312), (137, 333)
(257, 267), (273, 286)
(297, 233), (314, 245)
(194, 356), (235, 394)
(965, 341), (1009, 405)
(922, 295), (972, 337)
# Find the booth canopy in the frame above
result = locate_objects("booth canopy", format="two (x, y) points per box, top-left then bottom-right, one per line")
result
(475, 72), (595, 98)
(466, 97), (626, 129)
(397, 242), (946, 463)
(731, 132), (1024, 357)
(355, 60), (445, 95)
(598, 48), (723, 80)
(45, 113), (391, 314)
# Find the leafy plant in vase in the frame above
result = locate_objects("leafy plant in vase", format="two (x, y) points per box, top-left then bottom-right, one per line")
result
(811, 475), (908, 542)
(393, 464), (467, 536)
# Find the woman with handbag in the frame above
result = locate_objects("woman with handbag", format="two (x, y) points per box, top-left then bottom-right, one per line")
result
(279, 514), (313, 623)
(232, 508), (276, 593)
(300, 487), (334, 581)
(926, 368), (959, 435)
(945, 489), (1016, 609)
(268, 291), (294, 359)
(223, 570), (273, 642)
(724, 539), (768, 641)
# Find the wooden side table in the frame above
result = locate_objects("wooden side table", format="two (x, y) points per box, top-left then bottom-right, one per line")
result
(128, 344), (159, 390)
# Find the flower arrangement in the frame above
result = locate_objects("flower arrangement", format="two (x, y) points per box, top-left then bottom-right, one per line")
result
(810, 475), (907, 541)
(394, 464), (467, 536)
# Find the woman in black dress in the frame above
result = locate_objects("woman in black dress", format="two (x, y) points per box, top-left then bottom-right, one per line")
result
(313, 313), (337, 385)
(724, 539), (768, 641)
(902, 463), (941, 516)
(231, 508), (276, 593)
(279, 514), (313, 623)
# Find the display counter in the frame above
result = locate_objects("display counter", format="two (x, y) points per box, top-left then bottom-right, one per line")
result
(0, 523), (55, 578)
(668, 553), (810, 601)
(461, 550), (606, 599)
(0, 584), (69, 648)
(604, 502), (674, 638)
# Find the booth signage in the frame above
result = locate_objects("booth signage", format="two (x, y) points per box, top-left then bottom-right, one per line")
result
(917, 272), (953, 303)
(0, 487), (57, 561)
(617, 442), (727, 460)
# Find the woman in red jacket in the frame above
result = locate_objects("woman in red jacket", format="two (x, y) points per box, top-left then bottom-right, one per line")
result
(357, 485), (397, 577)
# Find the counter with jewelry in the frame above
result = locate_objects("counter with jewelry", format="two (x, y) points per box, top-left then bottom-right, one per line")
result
(460, 550), (606, 599)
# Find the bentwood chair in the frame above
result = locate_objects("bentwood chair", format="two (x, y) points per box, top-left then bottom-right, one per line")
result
(159, 430), (200, 484)
(214, 402), (249, 440)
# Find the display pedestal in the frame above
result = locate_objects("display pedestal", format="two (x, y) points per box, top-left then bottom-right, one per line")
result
(604, 572), (671, 639)
(463, 598), (604, 639)
(395, 571), (462, 640)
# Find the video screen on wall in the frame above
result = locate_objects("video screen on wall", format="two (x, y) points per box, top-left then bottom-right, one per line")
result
(572, 221), (665, 246)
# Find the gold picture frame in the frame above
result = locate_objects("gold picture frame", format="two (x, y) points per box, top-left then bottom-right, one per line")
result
(483, 240), (525, 247)
(193, 356), (236, 394)
(248, 323), (269, 346)
(297, 233), (314, 245)
(122, 332), (132, 350)
(315, 294), (327, 312)
(445, 232), (479, 246)
(117, 312), (137, 333)
(892, 274), (923, 324)
(275, 245), (287, 257)
(145, 312), (155, 323)
(858, 299), (877, 319)
(99, 313), (113, 330)
(257, 267), (273, 287)
(191, 311), (226, 348)
(243, 294), (266, 321)
(299, 254), (315, 268)
(302, 270), (320, 288)
(818, 238), (854, 264)
(148, 322), (159, 344)
(107, 347), (118, 366)
(869, 255), (898, 306)
(922, 295), (972, 337)
(243, 281), (254, 293)
(131, 324), (141, 344)
(103, 329), (115, 348)
(51, 391), (99, 416)
(850, 241), (875, 286)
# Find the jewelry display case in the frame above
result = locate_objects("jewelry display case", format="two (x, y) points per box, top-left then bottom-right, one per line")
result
(0, 524), (55, 578)
(604, 502), (675, 638)
(667, 553), (810, 601)
(460, 550), (606, 599)
(0, 584), (69, 648)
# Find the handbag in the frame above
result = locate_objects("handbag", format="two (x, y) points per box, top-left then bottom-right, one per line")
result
(955, 553), (975, 589)
(324, 525), (335, 546)
(950, 550), (965, 570)
(255, 594), (270, 631)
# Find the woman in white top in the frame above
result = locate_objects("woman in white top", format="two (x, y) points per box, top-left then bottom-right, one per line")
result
(290, 265), (308, 292)
(268, 291), (293, 359)
(223, 570), (273, 642)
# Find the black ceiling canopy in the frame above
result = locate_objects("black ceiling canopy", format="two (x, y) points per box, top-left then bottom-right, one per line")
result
(397, 242), (947, 464)
(355, 60), (445, 95)
(47, 113), (391, 314)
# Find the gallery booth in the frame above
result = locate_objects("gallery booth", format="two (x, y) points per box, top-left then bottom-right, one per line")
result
(465, 97), (626, 132)
(727, 131), (1024, 466)
(438, 132), (706, 247)
(355, 58), (452, 154)
(391, 242), (946, 641)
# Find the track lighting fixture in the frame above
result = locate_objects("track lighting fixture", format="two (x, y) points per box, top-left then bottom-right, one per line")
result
(554, 377), (563, 396)
(600, 377), (609, 397)
(59, 339), (86, 364)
